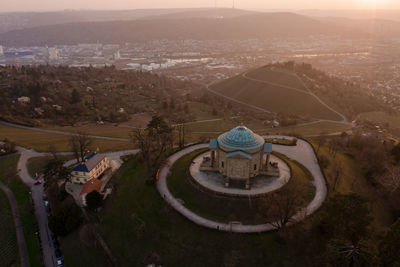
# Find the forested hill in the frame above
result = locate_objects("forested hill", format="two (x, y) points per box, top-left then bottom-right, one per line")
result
(0, 12), (362, 47)
(0, 65), (196, 126)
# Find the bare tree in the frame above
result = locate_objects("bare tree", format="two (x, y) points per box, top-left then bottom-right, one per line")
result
(316, 132), (327, 156)
(175, 117), (187, 149)
(331, 161), (343, 192)
(130, 115), (173, 177)
(380, 165), (400, 194)
(69, 131), (93, 163)
(265, 183), (304, 231)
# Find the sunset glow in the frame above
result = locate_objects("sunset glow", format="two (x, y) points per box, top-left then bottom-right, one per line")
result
(1, 0), (400, 12)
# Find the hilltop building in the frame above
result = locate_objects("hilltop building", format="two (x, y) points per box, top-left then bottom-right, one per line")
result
(200, 126), (277, 189)
(71, 153), (110, 184)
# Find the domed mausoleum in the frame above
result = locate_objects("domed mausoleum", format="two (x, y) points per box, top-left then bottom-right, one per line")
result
(200, 126), (279, 189)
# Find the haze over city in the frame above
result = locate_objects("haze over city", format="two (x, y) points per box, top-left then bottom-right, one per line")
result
(0, 1), (399, 267)
(2, 0), (400, 12)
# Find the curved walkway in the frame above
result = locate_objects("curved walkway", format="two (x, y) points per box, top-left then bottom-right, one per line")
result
(190, 152), (290, 197)
(0, 181), (30, 267)
(156, 137), (327, 233)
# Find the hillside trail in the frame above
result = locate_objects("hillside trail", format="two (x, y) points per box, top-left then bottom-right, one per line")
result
(242, 68), (349, 124)
(206, 67), (349, 126)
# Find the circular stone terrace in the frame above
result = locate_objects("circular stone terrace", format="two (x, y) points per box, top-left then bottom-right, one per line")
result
(156, 137), (327, 233)
(190, 151), (290, 197)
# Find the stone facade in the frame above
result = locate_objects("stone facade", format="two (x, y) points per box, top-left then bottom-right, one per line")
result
(200, 126), (278, 189)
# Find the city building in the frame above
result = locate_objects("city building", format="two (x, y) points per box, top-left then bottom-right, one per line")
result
(17, 96), (31, 104)
(48, 47), (59, 60)
(200, 126), (277, 189)
(71, 153), (110, 184)
(0, 45), (3, 55)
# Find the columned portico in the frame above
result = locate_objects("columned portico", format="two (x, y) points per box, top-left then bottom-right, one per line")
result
(200, 126), (278, 189)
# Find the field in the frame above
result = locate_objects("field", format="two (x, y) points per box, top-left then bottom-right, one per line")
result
(0, 190), (19, 267)
(45, 124), (132, 139)
(0, 124), (134, 152)
(167, 150), (315, 224)
(185, 119), (351, 138)
(0, 154), (42, 266)
(209, 67), (343, 121)
(263, 121), (352, 136)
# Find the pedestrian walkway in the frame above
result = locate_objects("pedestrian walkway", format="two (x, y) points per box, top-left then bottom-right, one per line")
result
(156, 137), (327, 233)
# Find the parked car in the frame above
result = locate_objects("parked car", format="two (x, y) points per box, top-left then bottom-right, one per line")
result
(55, 248), (62, 258)
(34, 180), (42, 185)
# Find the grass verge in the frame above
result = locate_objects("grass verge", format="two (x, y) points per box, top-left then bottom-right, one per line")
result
(0, 189), (19, 266)
(0, 124), (134, 152)
(0, 154), (42, 266)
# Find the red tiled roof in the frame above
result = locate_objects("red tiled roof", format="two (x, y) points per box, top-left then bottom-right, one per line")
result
(80, 178), (102, 195)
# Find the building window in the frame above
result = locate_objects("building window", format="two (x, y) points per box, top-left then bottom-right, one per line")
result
(254, 164), (257, 170)
(221, 161), (224, 168)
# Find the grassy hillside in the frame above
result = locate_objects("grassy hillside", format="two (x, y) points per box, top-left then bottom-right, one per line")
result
(0, 190), (19, 267)
(209, 66), (343, 121)
(0, 154), (42, 266)
(0, 124), (134, 152)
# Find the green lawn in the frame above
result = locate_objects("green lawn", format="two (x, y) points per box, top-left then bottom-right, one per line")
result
(167, 150), (315, 224)
(263, 121), (352, 137)
(0, 124), (134, 152)
(45, 124), (132, 139)
(246, 67), (308, 92)
(0, 154), (42, 267)
(210, 67), (343, 121)
(59, 225), (109, 267)
(92, 156), (303, 266)
(0, 190), (19, 267)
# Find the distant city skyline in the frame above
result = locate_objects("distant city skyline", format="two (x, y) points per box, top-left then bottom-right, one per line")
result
(1, 0), (400, 12)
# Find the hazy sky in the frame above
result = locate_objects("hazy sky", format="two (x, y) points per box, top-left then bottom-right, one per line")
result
(2, 0), (400, 12)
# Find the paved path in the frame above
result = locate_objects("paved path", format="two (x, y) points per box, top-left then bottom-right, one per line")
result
(156, 137), (327, 233)
(15, 147), (138, 267)
(0, 181), (30, 267)
(17, 147), (58, 267)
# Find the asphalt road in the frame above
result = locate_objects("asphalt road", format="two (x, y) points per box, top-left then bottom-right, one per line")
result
(16, 147), (138, 267)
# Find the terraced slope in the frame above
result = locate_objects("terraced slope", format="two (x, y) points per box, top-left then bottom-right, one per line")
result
(209, 66), (344, 121)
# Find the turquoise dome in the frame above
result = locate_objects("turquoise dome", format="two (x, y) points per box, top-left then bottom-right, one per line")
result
(217, 126), (264, 151)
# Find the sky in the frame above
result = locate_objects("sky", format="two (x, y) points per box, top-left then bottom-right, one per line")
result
(1, 0), (400, 12)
